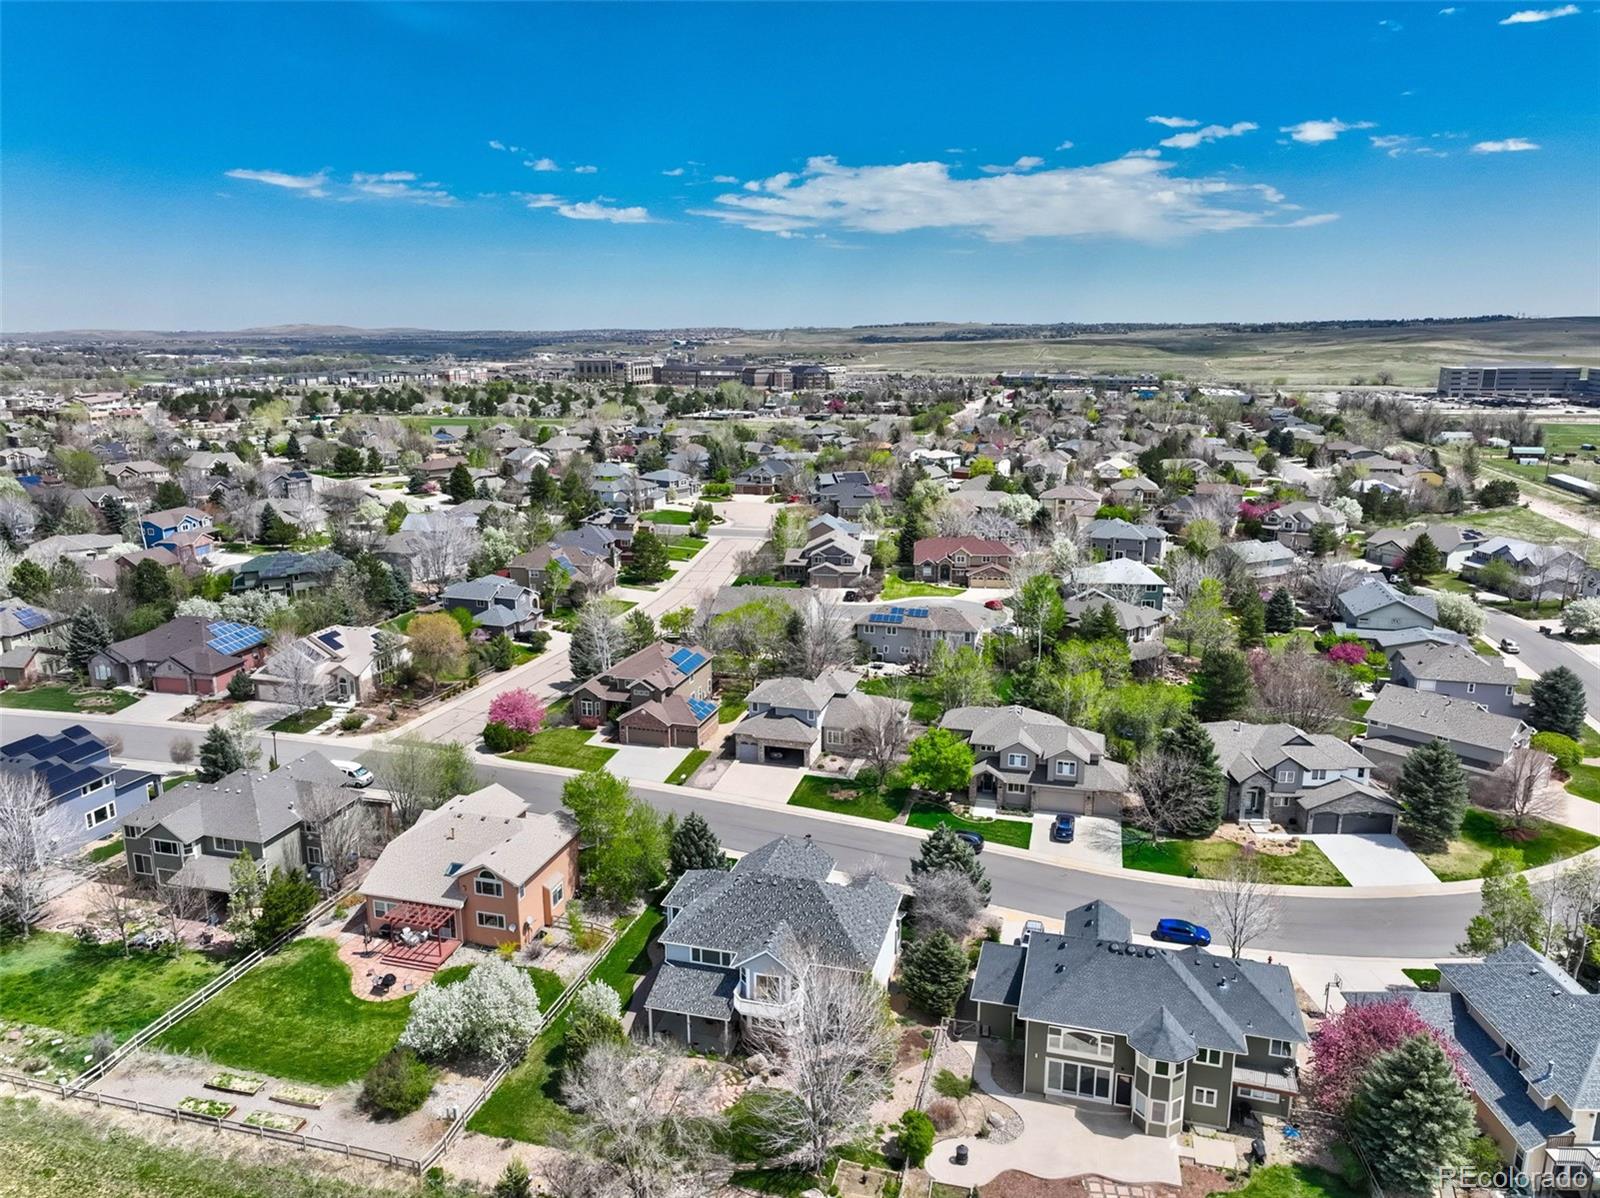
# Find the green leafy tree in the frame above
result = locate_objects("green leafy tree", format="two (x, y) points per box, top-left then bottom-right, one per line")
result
(66, 605), (113, 677)
(152, 479), (188, 510)
(1476, 478), (1519, 508)
(897, 1109), (935, 1169)
(384, 500), (408, 535)
(8, 558), (49, 604)
(332, 445), (363, 475)
(626, 527), (670, 583)
(1529, 666), (1586, 739)
(1173, 578), (1235, 657)
(669, 811), (723, 876)
(899, 930), (969, 1018)
(1349, 1035), (1476, 1194)
(126, 558), (174, 607)
(198, 722), (247, 782)
(1191, 649), (1250, 720)
(1265, 588), (1297, 634)
(910, 825), (989, 899)
(258, 503), (298, 547)
(1236, 592), (1266, 649)
(253, 867), (319, 945)
(1395, 740), (1468, 852)
(223, 850), (264, 943)
(1308, 522), (1340, 557)
(928, 641), (997, 711)
(1011, 572), (1067, 658)
(1402, 533), (1443, 581)
(903, 727), (975, 799)
(446, 463), (475, 504)
(560, 769), (669, 905)
(1462, 851), (1542, 954)
(623, 608), (657, 653)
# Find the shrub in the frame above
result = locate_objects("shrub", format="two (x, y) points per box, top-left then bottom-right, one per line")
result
(897, 1109), (935, 1168)
(933, 1067), (972, 1099)
(927, 1097), (961, 1132)
(1531, 731), (1581, 774)
(1325, 641), (1369, 666)
(169, 737), (195, 765)
(399, 958), (543, 1064)
(482, 721), (532, 753)
(360, 1048), (436, 1118)
(522, 630), (551, 654)
(339, 712), (366, 732)
(227, 672), (254, 701)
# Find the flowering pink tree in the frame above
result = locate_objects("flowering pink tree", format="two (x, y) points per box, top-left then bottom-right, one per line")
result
(488, 689), (547, 735)
(1308, 997), (1468, 1117)
(1325, 641), (1369, 667)
(1237, 500), (1283, 522)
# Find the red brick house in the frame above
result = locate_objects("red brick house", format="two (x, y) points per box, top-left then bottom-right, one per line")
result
(913, 537), (1018, 588)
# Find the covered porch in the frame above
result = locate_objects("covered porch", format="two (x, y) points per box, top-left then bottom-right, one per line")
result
(376, 901), (462, 973)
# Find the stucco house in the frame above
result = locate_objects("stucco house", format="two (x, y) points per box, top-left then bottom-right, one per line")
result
(733, 670), (910, 767)
(0, 598), (66, 656)
(1069, 559), (1168, 610)
(971, 900), (1307, 1135)
(913, 537), (1018, 587)
(1216, 540), (1298, 582)
(941, 705), (1129, 816)
(1204, 721), (1400, 834)
(783, 521), (871, 589)
(643, 836), (902, 1053)
(440, 575), (543, 637)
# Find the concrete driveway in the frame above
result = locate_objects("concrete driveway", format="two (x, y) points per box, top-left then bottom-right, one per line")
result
(1305, 833), (1435, 887)
(711, 762), (806, 805)
(598, 742), (692, 784)
(1030, 813), (1124, 869)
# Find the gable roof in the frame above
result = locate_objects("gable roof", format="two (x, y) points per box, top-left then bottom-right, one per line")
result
(913, 536), (1018, 564)
(1337, 578), (1437, 622)
(1203, 721), (1375, 781)
(1364, 686), (1528, 751)
(1394, 643), (1516, 686)
(123, 751), (349, 845)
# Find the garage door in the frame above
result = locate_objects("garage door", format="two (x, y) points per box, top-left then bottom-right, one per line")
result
(1310, 813), (1340, 834)
(1339, 812), (1396, 835)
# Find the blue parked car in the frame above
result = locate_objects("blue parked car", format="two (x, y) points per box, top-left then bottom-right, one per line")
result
(1153, 918), (1212, 947)
(953, 830), (984, 854)
(1049, 814), (1075, 843)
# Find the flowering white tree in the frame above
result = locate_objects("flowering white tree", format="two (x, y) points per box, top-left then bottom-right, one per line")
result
(569, 978), (623, 1024)
(0, 770), (73, 938)
(400, 957), (542, 1064)
(1433, 591), (1486, 637)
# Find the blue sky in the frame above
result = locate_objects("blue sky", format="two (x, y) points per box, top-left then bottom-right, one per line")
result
(3, 1), (1597, 330)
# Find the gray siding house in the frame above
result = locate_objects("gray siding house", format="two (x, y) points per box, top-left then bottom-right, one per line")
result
(1204, 721), (1400, 834)
(941, 705), (1129, 815)
(853, 603), (993, 665)
(971, 901), (1307, 1135)
(733, 671), (910, 767)
(1085, 518), (1167, 564)
(1362, 686), (1531, 772)
(1389, 644), (1520, 717)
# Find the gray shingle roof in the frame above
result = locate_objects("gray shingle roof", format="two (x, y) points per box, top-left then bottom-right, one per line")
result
(1337, 578), (1437, 623)
(1393, 643), (1516, 686)
(646, 961), (739, 1021)
(1364, 686), (1528, 753)
(124, 752), (350, 845)
(971, 942), (1026, 1006)
(1203, 721), (1375, 781)
(1128, 1007), (1198, 1062)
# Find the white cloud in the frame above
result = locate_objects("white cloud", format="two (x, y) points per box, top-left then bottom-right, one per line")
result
(1370, 134), (1449, 158)
(1122, 149), (1162, 159)
(348, 171), (458, 206)
(488, 139), (506, 151)
(525, 157), (559, 172)
(1055, 140), (1075, 151)
(1147, 116), (1200, 128)
(574, 165), (598, 174)
(224, 168), (330, 197)
(713, 174), (739, 183)
(488, 140), (523, 153)
(1158, 121), (1258, 149)
(1439, 6), (1458, 12)
(1378, 18), (1404, 29)
(1279, 118), (1376, 144)
(518, 192), (650, 223)
(692, 154), (1325, 242)
(661, 167), (686, 177)
(1471, 137), (1541, 152)
(1284, 213), (1341, 227)
(1499, 4), (1580, 23)
(981, 155), (1045, 174)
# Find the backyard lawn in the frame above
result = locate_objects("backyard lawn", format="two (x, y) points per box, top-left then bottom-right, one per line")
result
(1409, 808), (1600, 882)
(788, 774), (906, 822)
(907, 801), (1033, 849)
(880, 574), (963, 601)
(0, 684), (138, 714)
(1213, 1162), (1368, 1198)
(504, 727), (618, 771)
(84, 836), (124, 863)
(267, 705), (330, 734)
(664, 748), (711, 786)
(858, 675), (943, 724)
(0, 932), (225, 1041)
(1123, 835), (1350, 886)
(469, 907), (664, 1144)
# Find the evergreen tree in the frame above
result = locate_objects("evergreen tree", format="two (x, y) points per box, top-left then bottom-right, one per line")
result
(284, 432), (304, 460)
(909, 826), (990, 899)
(1308, 522), (1340, 557)
(152, 479), (188, 510)
(669, 811), (723, 876)
(899, 930), (969, 1018)
(1192, 649), (1250, 720)
(364, 447), (383, 474)
(1402, 533), (1443, 581)
(1349, 1035), (1476, 1194)
(65, 605), (113, 676)
(1159, 715), (1226, 838)
(627, 527), (670, 583)
(1529, 666), (1586, 739)
(446, 463), (475, 504)
(253, 868), (319, 945)
(1236, 593), (1267, 649)
(493, 1160), (534, 1198)
(198, 722), (247, 783)
(1258, 586), (1290, 634)
(1395, 740), (1468, 852)
(1083, 601), (1123, 642)
(257, 503), (297, 546)
(7, 559), (49, 604)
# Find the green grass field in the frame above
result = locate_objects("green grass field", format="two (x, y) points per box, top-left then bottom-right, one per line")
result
(1402, 967), (1442, 990)
(468, 908), (663, 1144)
(1213, 1162), (1368, 1198)
(857, 676), (942, 724)
(907, 802), (1033, 849)
(85, 836), (124, 863)
(1410, 808), (1600, 882)
(1123, 835), (1350, 886)
(787, 775), (906, 822)
(1432, 507), (1600, 565)
(641, 509), (694, 525)
(1567, 762), (1600, 803)
(504, 727), (618, 770)
(0, 684), (138, 714)
(664, 748), (711, 786)
(880, 574), (964, 600)
(268, 705), (330, 733)
(0, 932), (225, 1042)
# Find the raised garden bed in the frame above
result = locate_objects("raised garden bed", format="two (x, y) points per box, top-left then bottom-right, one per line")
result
(242, 1109), (306, 1133)
(270, 1084), (329, 1109)
(178, 1096), (236, 1120)
(205, 1072), (265, 1096)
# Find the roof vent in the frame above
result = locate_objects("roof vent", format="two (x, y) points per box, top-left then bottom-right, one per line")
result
(1108, 942), (1122, 954)
(1217, 978), (1230, 990)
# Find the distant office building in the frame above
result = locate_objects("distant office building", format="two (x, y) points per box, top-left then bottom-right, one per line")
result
(574, 357), (655, 385)
(1437, 364), (1584, 399)
(742, 366), (793, 390)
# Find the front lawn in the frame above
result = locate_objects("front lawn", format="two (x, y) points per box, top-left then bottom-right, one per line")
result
(0, 684), (138, 714)
(154, 938), (430, 1085)
(858, 675), (942, 724)
(1409, 808), (1600, 882)
(664, 748), (711, 786)
(469, 908), (664, 1144)
(504, 727), (618, 771)
(907, 801), (1033, 849)
(0, 932), (225, 1041)
(641, 509), (694, 525)
(1402, 967), (1441, 990)
(1122, 834), (1350, 886)
(267, 705), (330, 734)
(788, 774), (906, 822)
(1566, 762), (1600, 803)
(880, 574), (963, 600)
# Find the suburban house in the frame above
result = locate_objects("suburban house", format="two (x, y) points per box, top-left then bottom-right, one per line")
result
(1363, 523), (1486, 571)
(1331, 578), (1465, 653)
(359, 784), (579, 970)
(1041, 483), (1102, 525)
(1216, 540), (1298, 582)
(913, 537), (1018, 588)
(1069, 559), (1168, 610)
(1085, 518), (1167, 564)
(1061, 589), (1167, 656)
(644, 835), (902, 1054)
(971, 900), (1307, 1135)
(1106, 475), (1161, 505)
(1204, 721), (1401, 834)
(0, 598), (66, 655)
(440, 575), (543, 638)
(733, 459), (800, 496)
(120, 752), (358, 898)
(571, 641), (716, 738)
(733, 670), (911, 767)
(87, 616), (270, 694)
(230, 550), (351, 597)
(1463, 537), (1595, 602)
(1262, 501), (1348, 551)
(1389, 644), (1520, 716)
(1352, 943), (1598, 1188)
(853, 603), (993, 665)
(815, 475), (881, 521)
(139, 505), (215, 557)
(782, 520), (871, 589)
(1361, 687), (1532, 772)
(941, 705), (1130, 815)
(251, 625), (404, 707)
(504, 543), (617, 602)
(0, 724), (161, 851)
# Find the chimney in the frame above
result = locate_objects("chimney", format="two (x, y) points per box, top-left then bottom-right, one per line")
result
(447, 825), (455, 840)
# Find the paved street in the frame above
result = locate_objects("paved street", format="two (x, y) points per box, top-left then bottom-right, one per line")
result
(1480, 603), (1600, 714)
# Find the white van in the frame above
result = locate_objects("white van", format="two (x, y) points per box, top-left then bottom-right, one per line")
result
(331, 759), (374, 788)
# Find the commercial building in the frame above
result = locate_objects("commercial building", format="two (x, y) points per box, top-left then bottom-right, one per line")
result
(1436, 365), (1585, 400)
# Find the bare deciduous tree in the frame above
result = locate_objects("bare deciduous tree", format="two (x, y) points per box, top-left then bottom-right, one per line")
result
(1537, 856), (1600, 981)
(1296, 561), (1367, 618)
(1480, 747), (1558, 831)
(911, 868), (984, 943)
(1130, 750), (1221, 840)
(742, 948), (898, 1174)
(851, 696), (911, 779)
(1248, 643), (1349, 734)
(87, 880), (143, 956)
(1204, 852), (1280, 961)
(155, 876), (209, 944)
(267, 633), (326, 715)
(298, 784), (369, 883)
(411, 516), (480, 590)
(0, 770), (73, 938)
(791, 594), (856, 678)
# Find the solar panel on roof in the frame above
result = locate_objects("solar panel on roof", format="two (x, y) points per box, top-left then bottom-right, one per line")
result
(317, 631), (344, 651)
(12, 607), (50, 631)
(905, 607), (930, 619)
(687, 697), (718, 722)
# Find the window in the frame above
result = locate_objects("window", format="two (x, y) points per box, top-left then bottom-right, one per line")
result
(1236, 1086), (1280, 1102)
(132, 853), (152, 876)
(885, 626), (897, 636)
(1006, 782), (1027, 794)
(151, 838), (181, 857)
(1006, 752), (1028, 768)
(1192, 1087), (1218, 1107)
(1267, 1039), (1293, 1058)
(579, 699), (600, 717)
(84, 801), (117, 830)
(475, 870), (503, 898)
(1137, 1052), (1186, 1080)
(1309, 769), (1325, 781)
(213, 837), (242, 855)
(1276, 768), (1294, 782)
(1046, 1059), (1113, 1101)
(691, 947), (732, 967)
(1048, 1027), (1116, 1060)
(306, 844), (322, 865)
(548, 878), (564, 906)
(752, 973), (785, 1002)
(81, 776), (111, 796)
(476, 911), (508, 930)
(1504, 1044), (1525, 1071)
(1195, 1049), (1224, 1067)
(826, 730), (843, 746)
(1056, 760), (1077, 778)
